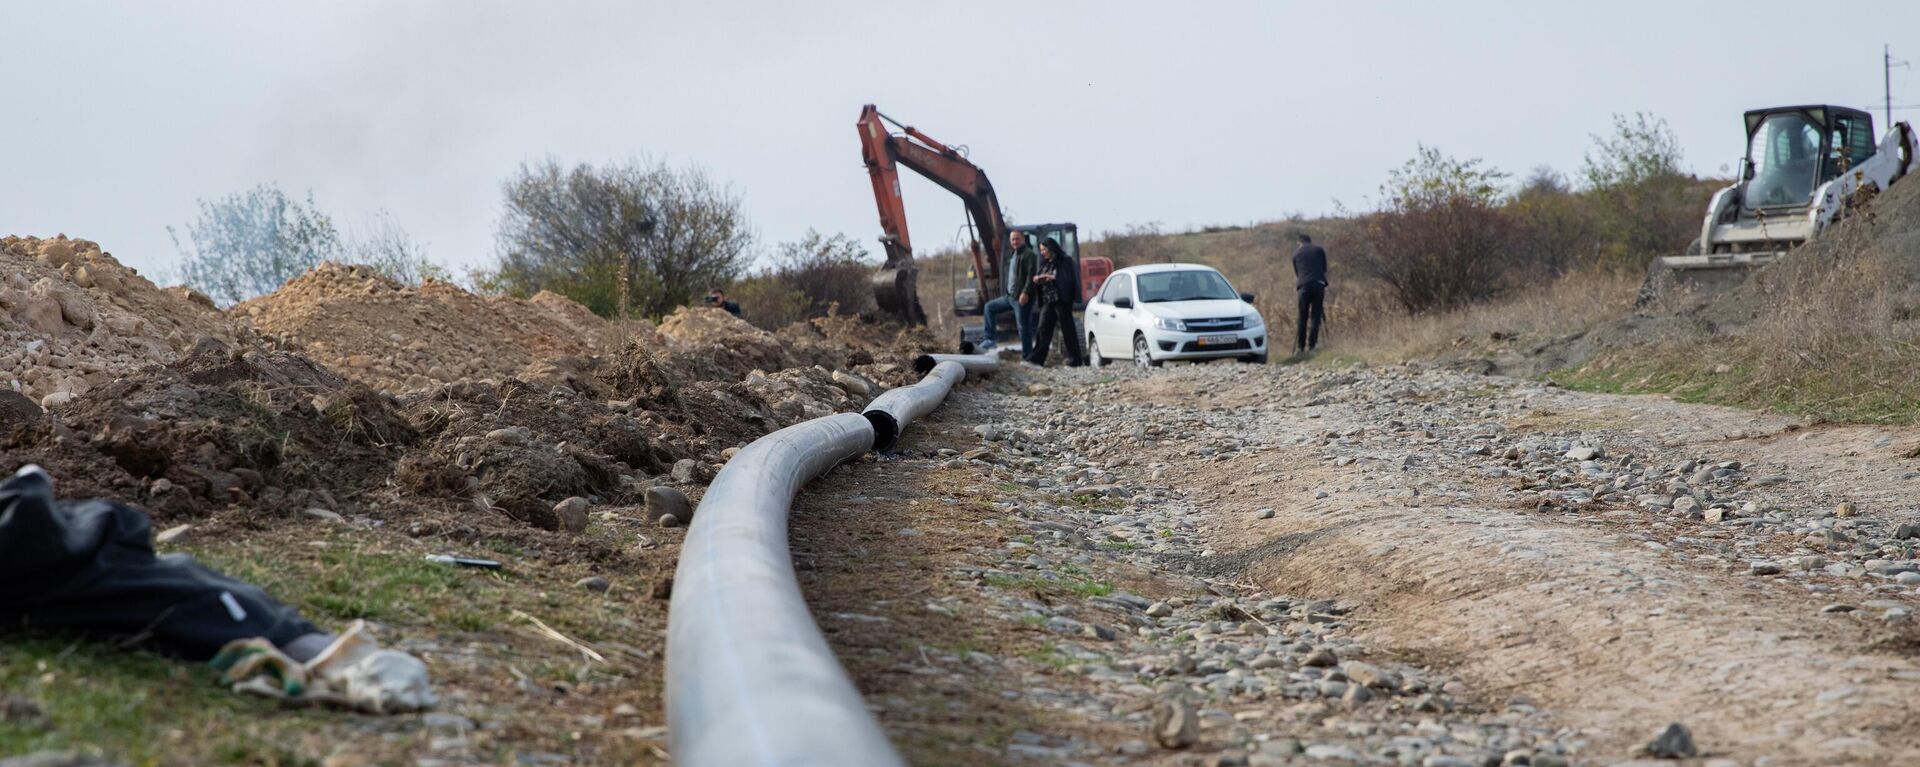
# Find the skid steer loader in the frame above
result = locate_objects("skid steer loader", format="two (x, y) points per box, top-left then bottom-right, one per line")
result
(1643, 105), (1918, 302)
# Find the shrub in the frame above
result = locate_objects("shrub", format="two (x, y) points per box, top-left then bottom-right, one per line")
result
(489, 158), (752, 318)
(1348, 146), (1517, 313)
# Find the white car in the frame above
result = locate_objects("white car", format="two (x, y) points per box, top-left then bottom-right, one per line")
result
(1082, 264), (1269, 368)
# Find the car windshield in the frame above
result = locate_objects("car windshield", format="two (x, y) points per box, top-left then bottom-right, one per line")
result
(1137, 270), (1238, 303)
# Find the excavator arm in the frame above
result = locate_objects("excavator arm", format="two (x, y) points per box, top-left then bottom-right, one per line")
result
(857, 104), (1010, 325)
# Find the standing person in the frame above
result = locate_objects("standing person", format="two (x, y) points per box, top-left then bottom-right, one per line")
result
(980, 230), (1036, 352)
(1291, 233), (1328, 354)
(1022, 237), (1085, 367)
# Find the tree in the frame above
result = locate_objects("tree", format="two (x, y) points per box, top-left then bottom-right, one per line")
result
(1580, 113), (1699, 265)
(172, 186), (443, 305)
(768, 229), (876, 317)
(171, 185), (340, 306)
(1348, 146), (1515, 313)
(489, 158), (753, 318)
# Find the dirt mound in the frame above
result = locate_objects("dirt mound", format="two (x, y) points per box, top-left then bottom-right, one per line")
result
(652, 307), (945, 388)
(1, 338), (408, 521)
(235, 263), (630, 393)
(0, 235), (251, 404)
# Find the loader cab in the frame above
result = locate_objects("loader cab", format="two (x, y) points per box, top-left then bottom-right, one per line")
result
(1741, 105), (1875, 210)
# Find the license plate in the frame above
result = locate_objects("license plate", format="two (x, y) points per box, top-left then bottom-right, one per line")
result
(1197, 334), (1236, 345)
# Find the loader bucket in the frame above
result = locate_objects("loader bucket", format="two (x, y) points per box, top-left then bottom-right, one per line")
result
(1635, 252), (1786, 307)
(871, 266), (928, 325)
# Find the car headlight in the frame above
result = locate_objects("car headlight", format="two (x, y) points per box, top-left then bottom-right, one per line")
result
(1243, 313), (1264, 328)
(1152, 316), (1188, 332)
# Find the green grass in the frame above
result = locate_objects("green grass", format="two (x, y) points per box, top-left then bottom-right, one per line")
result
(0, 637), (334, 766)
(984, 572), (1114, 598)
(1547, 343), (1920, 425)
(199, 540), (501, 627)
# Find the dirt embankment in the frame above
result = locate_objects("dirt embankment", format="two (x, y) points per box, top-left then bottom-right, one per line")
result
(1, 235), (252, 405)
(5, 250), (950, 537)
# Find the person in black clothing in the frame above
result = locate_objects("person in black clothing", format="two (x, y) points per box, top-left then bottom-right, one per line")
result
(1291, 233), (1328, 353)
(706, 288), (742, 318)
(1022, 238), (1085, 367)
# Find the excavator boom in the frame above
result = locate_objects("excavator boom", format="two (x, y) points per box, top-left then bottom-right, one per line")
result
(857, 104), (1010, 325)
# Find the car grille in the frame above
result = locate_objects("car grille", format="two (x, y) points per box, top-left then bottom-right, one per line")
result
(1184, 317), (1244, 331)
(1179, 339), (1252, 353)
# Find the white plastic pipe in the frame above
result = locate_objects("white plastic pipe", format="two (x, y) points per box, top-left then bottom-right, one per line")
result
(863, 360), (966, 451)
(664, 412), (902, 767)
(911, 352), (1000, 377)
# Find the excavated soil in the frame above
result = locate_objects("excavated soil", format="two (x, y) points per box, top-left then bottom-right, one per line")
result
(1, 235), (252, 404)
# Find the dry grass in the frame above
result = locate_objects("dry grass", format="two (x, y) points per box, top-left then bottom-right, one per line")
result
(1324, 266), (1642, 364)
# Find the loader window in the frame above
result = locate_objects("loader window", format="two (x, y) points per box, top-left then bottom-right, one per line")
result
(1746, 112), (1821, 207)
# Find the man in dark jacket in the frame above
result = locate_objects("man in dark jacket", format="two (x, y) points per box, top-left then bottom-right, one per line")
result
(1291, 233), (1328, 353)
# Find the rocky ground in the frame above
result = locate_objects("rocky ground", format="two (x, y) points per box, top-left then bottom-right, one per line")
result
(788, 359), (1920, 766)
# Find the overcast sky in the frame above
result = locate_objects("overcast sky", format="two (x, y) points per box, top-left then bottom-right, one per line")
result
(5, 0), (1919, 282)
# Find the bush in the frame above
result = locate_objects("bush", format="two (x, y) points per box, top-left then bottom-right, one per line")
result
(727, 275), (812, 330)
(1348, 146), (1517, 313)
(1580, 113), (1701, 265)
(768, 230), (876, 316)
(488, 158), (752, 318)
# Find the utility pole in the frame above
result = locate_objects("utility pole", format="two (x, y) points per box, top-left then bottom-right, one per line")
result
(1890, 44), (1896, 127)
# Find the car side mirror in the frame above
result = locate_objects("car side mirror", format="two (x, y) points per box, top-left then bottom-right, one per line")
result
(1741, 158), (1755, 180)
(1113, 297), (1133, 309)
(1240, 292), (1255, 303)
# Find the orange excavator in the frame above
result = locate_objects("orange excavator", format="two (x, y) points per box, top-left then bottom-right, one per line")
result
(857, 104), (1110, 335)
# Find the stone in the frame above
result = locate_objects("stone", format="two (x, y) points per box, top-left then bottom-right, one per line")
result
(1255, 508), (1275, 520)
(1145, 602), (1174, 618)
(0, 753), (128, 767)
(1895, 523), (1920, 540)
(1703, 507), (1726, 523)
(1150, 698), (1198, 749)
(1565, 445), (1601, 461)
(1081, 623), (1116, 641)
(301, 507), (345, 524)
(1028, 383), (1054, 397)
(485, 426), (531, 446)
(37, 391), (72, 409)
(830, 369), (872, 397)
(553, 497), (590, 533)
(1836, 502), (1858, 518)
(1343, 661), (1400, 691)
(672, 458), (701, 484)
(1749, 562), (1782, 576)
(575, 576), (610, 593)
(1644, 722), (1696, 758)
(1340, 683), (1373, 707)
(645, 485), (693, 523)
(1301, 648), (1338, 668)
(658, 513), (682, 528)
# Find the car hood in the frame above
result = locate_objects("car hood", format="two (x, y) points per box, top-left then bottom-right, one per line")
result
(1140, 299), (1253, 320)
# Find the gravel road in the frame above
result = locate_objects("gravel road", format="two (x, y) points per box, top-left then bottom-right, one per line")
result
(792, 360), (1920, 766)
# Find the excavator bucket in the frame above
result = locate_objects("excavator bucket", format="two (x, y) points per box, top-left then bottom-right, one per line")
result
(871, 265), (928, 325)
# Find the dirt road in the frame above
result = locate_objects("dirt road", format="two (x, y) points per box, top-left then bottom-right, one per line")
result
(802, 361), (1920, 766)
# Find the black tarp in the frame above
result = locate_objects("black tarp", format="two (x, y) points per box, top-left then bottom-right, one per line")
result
(0, 467), (319, 660)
